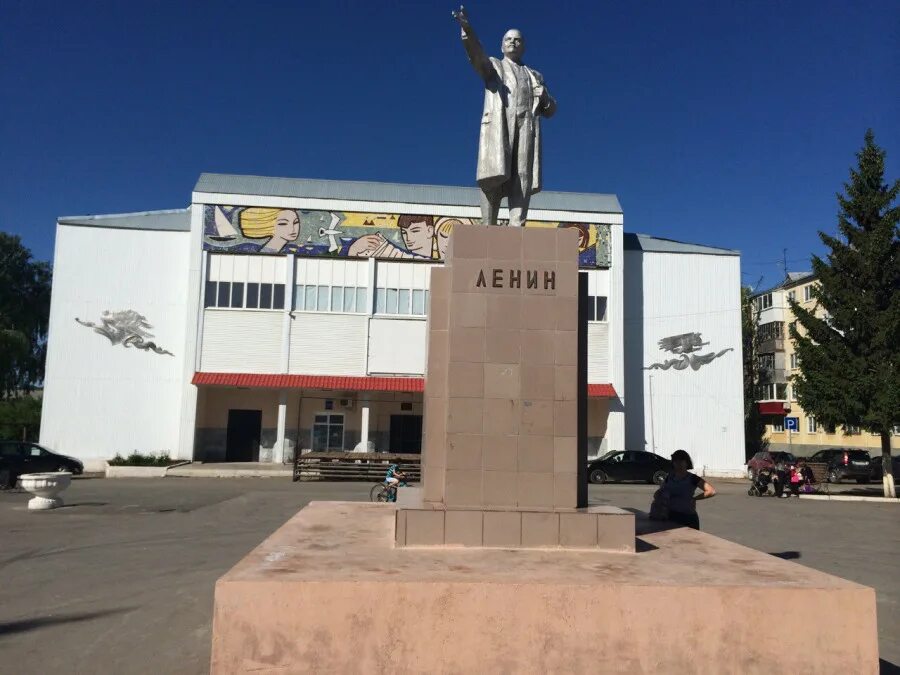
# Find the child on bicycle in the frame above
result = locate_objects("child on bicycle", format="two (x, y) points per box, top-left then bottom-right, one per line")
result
(385, 463), (407, 502)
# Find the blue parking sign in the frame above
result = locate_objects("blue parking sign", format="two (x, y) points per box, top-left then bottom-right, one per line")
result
(784, 417), (799, 431)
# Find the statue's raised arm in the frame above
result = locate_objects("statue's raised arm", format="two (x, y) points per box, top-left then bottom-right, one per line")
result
(452, 6), (493, 82)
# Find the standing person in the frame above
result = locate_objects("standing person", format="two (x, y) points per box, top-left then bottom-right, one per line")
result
(452, 6), (556, 227)
(789, 463), (803, 497)
(773, 459), (787, 498)
(656, 449), (716, 529)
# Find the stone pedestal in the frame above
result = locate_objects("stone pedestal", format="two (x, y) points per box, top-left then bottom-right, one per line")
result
(210, 225), (879, 673)
(210, 502), (879, 674)
(399, 224), (628, 548)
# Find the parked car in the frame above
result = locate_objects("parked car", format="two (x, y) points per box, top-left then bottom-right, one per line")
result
(0, 442), (83, 488)
(806, 448), (871, 483)
(869, 455), (900, 481)
(746, 451), (797, 480)
(587, 450), (672, 485)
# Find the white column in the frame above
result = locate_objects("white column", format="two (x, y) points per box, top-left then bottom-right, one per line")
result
(281, 254), (295, 373)
(360, 400), (370, 452)
(275, 391), (288, 464)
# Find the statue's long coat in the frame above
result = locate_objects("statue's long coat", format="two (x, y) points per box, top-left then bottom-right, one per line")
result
(462, 33), (556, 195)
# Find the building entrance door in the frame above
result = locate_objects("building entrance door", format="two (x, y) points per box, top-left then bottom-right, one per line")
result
(389, 415), (423, 454)
(225, 409), (262, 462)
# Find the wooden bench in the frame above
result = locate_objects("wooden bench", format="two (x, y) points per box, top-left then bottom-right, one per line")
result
(292, 451), (421, 483)
(803, 462), (830, 494)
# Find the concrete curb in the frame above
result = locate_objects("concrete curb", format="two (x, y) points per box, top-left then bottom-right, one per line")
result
(105, 460), (193, 478)
(802, 494), (899, 503)
(166, 467), (293, 478)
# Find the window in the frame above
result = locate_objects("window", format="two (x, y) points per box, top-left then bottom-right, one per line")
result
(772, 420), (784, 432)
(756, 383), (788, 401)
(803, 285), (813, 301)
(374, 287), (428, 316)
(807, 416), (818, 433)
(206, 253), (286, 310)
(844, 425), (860, 435)
(789, 384), (797, 401)
(787, 290), (796, 302)
(790, 353), (799, 370)
(206, 279), (284, 310)
(757, 293), (772, 310)
(586, 295), (608, 322)
(295, 284), (368, 314)
(312, 413), (345, 450)
(758, 354), (775, 371)
(758, 322), (783, 342)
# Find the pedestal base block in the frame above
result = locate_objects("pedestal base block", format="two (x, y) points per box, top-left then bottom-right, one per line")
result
(211, 502), (878, 674)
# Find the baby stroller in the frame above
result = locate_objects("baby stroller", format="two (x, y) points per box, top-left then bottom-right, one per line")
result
(748, 468), (774, 496)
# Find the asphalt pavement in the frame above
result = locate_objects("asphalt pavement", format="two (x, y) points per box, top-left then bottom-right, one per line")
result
(0, 478), (897, 674)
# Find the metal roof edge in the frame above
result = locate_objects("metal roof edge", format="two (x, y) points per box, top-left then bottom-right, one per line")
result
(623, 232), (741, 256)
(57, 208), (191, 232)
(193, 173), (623, 215)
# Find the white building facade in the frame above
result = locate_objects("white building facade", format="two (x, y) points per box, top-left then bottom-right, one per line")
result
(40, 174), (745, 475)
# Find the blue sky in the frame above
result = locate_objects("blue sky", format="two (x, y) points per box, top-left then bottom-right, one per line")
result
(1, 0), (897, 289)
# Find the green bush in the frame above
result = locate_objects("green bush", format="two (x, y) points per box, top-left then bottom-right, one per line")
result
(0, 397), (42, 441)
(107, 451), (172, 467)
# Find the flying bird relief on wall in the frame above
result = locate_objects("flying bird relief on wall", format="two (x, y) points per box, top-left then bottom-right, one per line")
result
(75, 310), (173, 356)
(645, 332), (732, 371)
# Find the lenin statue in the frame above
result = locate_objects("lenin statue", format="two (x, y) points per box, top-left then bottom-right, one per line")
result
(453, 6), (557, 227)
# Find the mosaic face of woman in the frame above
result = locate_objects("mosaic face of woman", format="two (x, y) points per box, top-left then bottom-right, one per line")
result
(274, 210), (300, 242)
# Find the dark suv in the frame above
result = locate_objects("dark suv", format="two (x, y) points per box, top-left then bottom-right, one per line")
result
(746, 451), (797, 480)
(807, 449), (871, 484)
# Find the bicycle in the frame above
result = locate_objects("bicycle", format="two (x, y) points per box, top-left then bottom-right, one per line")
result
(369, 479), (407, 503)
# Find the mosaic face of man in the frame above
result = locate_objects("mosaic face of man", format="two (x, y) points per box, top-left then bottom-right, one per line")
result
(501, 29), (525, 63)
(400, 218), (434, 255)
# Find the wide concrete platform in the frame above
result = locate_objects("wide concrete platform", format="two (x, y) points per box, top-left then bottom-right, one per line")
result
(211, 501), (879, 674)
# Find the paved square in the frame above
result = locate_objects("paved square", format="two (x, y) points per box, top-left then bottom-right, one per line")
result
(0, 478), (897, 673)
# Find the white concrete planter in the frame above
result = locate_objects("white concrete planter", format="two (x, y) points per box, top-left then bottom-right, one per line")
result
(105, 465), (169, 478)
(19, 472), (72, 510)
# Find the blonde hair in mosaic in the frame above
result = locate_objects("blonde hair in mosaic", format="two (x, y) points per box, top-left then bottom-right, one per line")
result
(239, 207), (284, 238)
(433, 218), (462, 258)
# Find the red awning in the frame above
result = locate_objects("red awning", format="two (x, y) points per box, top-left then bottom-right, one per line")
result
(193, 372), (618, 398)
(758, 401), (789, 415)
(588, 383), (617, 398)
(192, 372), (425, 392)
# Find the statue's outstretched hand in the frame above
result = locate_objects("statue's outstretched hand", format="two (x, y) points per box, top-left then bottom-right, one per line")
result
(452, 6), (471, 33)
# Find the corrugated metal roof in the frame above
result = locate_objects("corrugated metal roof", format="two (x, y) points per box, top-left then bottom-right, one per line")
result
(193, 173), (622, 215)
(623, 232), (739, 256)
(194, 372), (617, 397)
(58, 208), (190, 232)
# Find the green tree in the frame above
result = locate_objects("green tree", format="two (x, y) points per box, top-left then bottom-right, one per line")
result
(741, 286), (768, 459)
(790, 130), (899, 497)
(0, 233), (51, 399)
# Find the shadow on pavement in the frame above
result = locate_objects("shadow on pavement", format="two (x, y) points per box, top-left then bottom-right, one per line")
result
(768, 551), (801, 560)
(0, 607), (135, 638)
(880, 658), (900, 674)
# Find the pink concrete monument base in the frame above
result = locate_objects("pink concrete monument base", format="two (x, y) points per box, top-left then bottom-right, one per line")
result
(211, 502), (879, 674)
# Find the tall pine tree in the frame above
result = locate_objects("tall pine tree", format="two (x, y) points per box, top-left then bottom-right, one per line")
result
(789, 130), (899, 497)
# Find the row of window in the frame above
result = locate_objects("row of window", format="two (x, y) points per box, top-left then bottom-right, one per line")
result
(206, 280), (607, 322)
(374, 288), (428, 316)
(772, 420), (900, 435)
(758, 321), (783, 342)
(758, 285), (814, 311)
(205, 281), (286, 310)
(295, 284), (368, 314)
